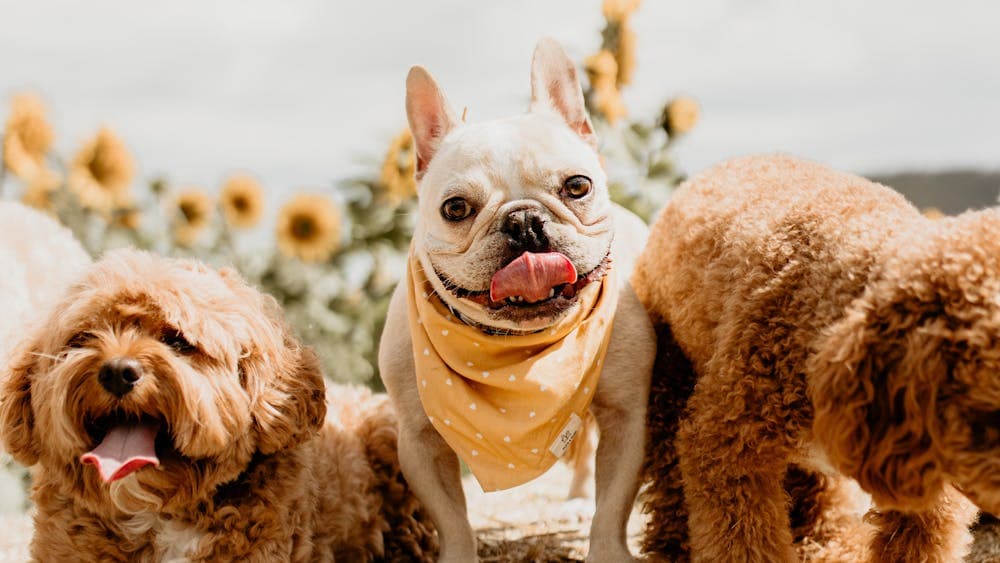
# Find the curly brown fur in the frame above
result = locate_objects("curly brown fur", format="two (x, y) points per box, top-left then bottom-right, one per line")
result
(640, 327), (870, 562)
(635, 155), (998, 562)
(0, 250), (435, 562)
(640, 324), (696, 561)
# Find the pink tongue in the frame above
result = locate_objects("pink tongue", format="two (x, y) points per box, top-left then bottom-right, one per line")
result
(489, 252), (578, 303)
(80, 423), (160, 483)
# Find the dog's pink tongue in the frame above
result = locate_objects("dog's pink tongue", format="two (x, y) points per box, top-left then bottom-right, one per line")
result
(80, 423), (159, 483)
(489, 252), (577, 303)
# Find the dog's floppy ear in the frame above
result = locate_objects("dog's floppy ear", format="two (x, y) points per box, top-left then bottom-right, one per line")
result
(406, 66), (457, 180)
(214, 267), (327, 454)
(529, 37), (597, 149)
(250, 334), (327, 455)
(0, 339), (41, 465)
(809, 295), (947, 511)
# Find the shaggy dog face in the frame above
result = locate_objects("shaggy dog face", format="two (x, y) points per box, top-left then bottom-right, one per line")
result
(811, 212), (1000, 516)
(0, 249), (325, 516)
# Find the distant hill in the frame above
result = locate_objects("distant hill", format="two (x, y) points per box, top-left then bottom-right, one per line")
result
(871, 171), (1000, 215)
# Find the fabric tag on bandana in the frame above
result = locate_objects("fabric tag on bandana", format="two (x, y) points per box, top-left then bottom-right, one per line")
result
(549, 412), (584, 458)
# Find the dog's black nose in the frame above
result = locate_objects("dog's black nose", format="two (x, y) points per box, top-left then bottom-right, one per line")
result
(501, 209), (549, 253)
(98, 358), (142, 397)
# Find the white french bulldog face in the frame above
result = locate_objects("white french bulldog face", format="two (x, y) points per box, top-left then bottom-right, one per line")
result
(407, 39), (613, 333)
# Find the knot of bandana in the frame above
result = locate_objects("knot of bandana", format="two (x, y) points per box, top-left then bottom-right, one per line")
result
(407, 253), (618, 491)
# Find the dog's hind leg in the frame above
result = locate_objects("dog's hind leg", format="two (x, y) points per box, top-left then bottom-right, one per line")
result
(678, 374), (800, 563)
(786, 467), (872, 562)
(867, 486), (977, 563)
(639, 323), (698, 561)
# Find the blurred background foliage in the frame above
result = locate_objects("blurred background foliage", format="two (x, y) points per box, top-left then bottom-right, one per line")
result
(0, 0), (697, 388)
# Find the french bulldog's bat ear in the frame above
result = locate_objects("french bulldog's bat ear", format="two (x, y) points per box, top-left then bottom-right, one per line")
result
(406, 66), (457, 180)
(529, 37), (597, 149)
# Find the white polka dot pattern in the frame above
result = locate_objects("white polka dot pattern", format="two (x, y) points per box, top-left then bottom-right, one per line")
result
(406, 252), (617, 492)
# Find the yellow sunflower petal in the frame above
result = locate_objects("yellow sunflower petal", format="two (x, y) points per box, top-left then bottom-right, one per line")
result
(661, 96), (700, 137)
(614, 21), (637, 87)
(380, 128), (417, 200)
(602, 0), (641, 22)
(20, 168), (62, 211)
(173, 188), (214, 246)
(585, 50), (619, 93)
(220, 174), (265, 229)
(68, 127), (135, 214)
(595, 85), (627, 124)
(276, 194), (341, 263)
(114, 208), (142, 230)
(3, 94), (54, 179)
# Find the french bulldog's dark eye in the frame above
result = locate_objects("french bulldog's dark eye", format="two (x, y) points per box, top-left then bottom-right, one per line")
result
(160, 329), (195, 354)
(441, 197), (475, 221)
(562, 175), (592, 199)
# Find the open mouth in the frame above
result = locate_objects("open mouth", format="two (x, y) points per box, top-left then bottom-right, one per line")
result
(438, 251), (612, 311)
(82, 411), (171, 483)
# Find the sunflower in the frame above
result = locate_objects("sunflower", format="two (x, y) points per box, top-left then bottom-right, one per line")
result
(380, 128), (417, 200)
(20, 168), (62, 211)
(113, 208), (142, 230)
(68, 127), (135, 214)
(585, 51), (627, 124)
(585, 49), (618, 92)
(661, 96), (700, 137)
(173, 189), (214, 246)
(2, 94), (54, 179)
(276, 194), (341, 263)
(220, 174), (265, 229)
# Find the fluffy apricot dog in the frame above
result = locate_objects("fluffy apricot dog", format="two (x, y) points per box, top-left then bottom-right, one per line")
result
(0, 249), (436, 561)
(635, 155), (1000, 562)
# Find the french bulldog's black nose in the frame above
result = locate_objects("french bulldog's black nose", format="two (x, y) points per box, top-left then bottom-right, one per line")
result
(98, 358), (142, 397)
(502, 209), (549, 253)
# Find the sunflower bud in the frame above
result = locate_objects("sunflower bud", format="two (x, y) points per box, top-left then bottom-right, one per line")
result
(660, 97), (700, 138)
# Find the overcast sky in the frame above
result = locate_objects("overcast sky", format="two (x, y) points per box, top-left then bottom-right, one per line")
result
(1, 0), (997, 199)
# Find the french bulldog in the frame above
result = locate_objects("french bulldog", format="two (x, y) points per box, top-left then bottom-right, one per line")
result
(379, 38), (654, 562)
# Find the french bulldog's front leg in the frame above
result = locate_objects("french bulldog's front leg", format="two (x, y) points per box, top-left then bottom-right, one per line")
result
(587, 286), (654, 562)
(398, 414), (478, 563)
(380, 285), (477, 562)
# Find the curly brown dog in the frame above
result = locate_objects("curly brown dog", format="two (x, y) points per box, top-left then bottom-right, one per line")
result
(0, 249), (436, 561)
(635, 155), (1000, 562)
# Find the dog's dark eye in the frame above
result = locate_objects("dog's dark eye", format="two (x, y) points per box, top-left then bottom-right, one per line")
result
(561, 175), (592, 199)
(441, 197), (474, 221)
(160, 329), (195, 354)
(66, 332), (90, 349)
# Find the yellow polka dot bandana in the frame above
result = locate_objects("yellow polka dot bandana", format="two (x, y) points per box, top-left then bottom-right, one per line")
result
(407, 253), (618, 492)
